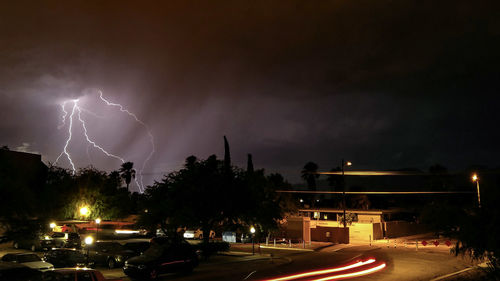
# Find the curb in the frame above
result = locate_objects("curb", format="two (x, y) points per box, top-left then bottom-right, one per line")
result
(429, 262), (489, 281)
(259, 245), (314, 252)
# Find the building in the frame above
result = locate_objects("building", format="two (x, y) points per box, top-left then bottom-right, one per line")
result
(0, 149), (48, 192)
(286, 208), (429, 244)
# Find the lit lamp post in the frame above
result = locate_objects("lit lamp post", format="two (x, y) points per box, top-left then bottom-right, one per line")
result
(49, 222), (56, 232)
(95, 218), (101, 241)
(472, 174), (481, 208)
(84, 236), (94, 267)
(341, 159), (352, 228)
(250, 226), (256, 255)
(79, 206), (89, 218)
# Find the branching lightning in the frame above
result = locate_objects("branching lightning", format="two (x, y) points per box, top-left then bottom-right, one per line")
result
(76, 106), (125, 163)
(55, 100), (78, 174)
(55, 91), (155, 193)
(98, 90), (155, 193)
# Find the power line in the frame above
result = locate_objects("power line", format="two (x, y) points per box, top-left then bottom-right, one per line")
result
(276, 190), (474, 195)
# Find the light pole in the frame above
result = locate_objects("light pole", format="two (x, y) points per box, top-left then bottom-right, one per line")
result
(95, 218), (101, 241)
(49, 222), (56, 232)
(250, 226), (256, 255)
(472, 174), (481, 208)
(84, 236), (94, 267)
(341, 159), (352, 228)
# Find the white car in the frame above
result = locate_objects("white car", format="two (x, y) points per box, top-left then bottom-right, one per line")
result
(183, 229), (215, 240)
(1, 253), (54, 271)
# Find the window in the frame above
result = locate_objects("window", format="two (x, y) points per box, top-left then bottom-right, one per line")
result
(17, 254), (41, 263)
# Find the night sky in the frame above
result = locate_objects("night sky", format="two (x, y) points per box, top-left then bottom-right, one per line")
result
(1, 1), (499, 190)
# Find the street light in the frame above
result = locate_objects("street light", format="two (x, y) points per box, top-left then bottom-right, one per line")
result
(95, 218), (101, 240)
(250, 226), (256, 255)
(341, 159), (352, 228)
(472, 174), (481, 208)
(79, 206), (89, 217)
(49, 222), (56, 231)
(84, 236), (94, 266)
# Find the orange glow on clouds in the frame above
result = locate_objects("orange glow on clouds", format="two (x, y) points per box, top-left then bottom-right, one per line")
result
(265, 259), (380, 281)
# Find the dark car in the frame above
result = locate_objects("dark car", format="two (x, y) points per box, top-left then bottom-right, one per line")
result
(50, 232), (81, 248)
(122, 241), (150, 257)
(0, 261), (42, 281)
(13, 234), (54, 252)
(84, 241), (133, 269)
(123, 236), (198, 280)
(43, 248), (91, 268)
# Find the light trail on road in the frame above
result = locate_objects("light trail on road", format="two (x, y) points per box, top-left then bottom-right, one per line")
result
(311, 262), (386, 281)
(263, 258), (383, 281)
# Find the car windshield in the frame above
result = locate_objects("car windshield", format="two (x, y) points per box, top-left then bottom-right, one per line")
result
(143, 245), (165, 258)
(18, 254), (41, 263)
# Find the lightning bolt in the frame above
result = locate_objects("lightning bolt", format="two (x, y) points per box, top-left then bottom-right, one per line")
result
(55, 100), (78, 174)
(55, 91), (154, 193)
(76, 106), (126, 163)
(55, 99), (127, 179)
(98, 90), (155, 193)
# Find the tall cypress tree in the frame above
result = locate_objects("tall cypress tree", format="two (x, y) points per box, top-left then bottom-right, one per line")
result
(247, 154), (254, 174)
(223, 136), (231, 174)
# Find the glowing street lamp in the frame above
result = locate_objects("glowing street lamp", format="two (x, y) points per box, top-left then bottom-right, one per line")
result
(472, 174), (481, 208)
(95, 218), (101, 240)
(49, 222), (56, 230)
(84, 236), (94, 266)
(250, 226), (256, 255)
(79, 206), (89, 217)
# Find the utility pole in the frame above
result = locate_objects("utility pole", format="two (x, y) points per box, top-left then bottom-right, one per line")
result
(341, 159), (352, 228)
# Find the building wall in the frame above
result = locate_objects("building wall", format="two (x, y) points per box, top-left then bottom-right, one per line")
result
(311, 226), (349, 243)
(286, 216), (311, 242)
(349, 223), (374, 242)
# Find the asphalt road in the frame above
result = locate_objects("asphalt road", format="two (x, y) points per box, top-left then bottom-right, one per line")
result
(100, 245), (476, 281)
(0, 242), (477, 281)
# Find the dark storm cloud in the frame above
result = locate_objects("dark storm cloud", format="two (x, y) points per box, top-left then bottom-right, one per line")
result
(0, 0), (499, 185)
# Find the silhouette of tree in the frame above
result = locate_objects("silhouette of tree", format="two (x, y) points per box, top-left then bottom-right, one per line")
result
(247, 154), (254, 174)
(223, 136), (231, 175)
(301, 162), (319, 191)
(119, 162), (136, 192)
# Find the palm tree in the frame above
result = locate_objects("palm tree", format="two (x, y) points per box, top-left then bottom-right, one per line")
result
(119, 162), (136, 192)
(301, 162), (319, 191)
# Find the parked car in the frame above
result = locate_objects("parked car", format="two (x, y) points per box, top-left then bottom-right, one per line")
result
(43, 248), (91, 268)
(42, 268), (122, 281)
(50, 232), (81, 248)
(122, 241), (150, 257)
(183, 229), (215, 240)
(123, 236), (198, 280)
(13, 234), (54, 252)
(1, 253), (54, 271)
(0, 261), (42, 281)
(84, 241), (133, 269)
(0, 236), (9, 244)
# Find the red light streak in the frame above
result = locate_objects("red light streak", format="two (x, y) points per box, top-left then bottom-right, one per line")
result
(311, 263), (386, 281)
(265, 259), (376, 281)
